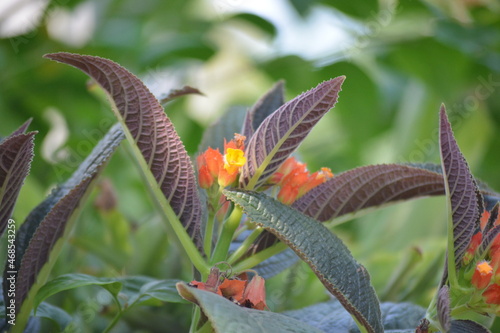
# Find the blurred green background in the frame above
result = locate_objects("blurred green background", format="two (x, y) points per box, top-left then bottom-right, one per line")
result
(1, 0), (500, 331)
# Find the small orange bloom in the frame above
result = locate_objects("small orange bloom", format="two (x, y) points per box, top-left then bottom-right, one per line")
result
(242, 275), (267, 310)
(197, 148), (224, 189)
(472, 261), (493, 290)
(481, 210), (491, 231)
(274, 157), (333, 205)
(463, 232), (482, 266)
(483, 284), (500, 304)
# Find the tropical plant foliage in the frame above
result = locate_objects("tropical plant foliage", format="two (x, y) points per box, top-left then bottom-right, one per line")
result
(1, 1), (500, 332)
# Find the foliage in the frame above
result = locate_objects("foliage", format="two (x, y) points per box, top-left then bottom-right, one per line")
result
(1, 0), (500, 332)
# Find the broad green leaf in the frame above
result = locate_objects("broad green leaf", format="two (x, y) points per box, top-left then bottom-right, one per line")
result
(44, 52), (203, 247)
(224, 189), (383, 333)
(3, 123), (124, 333)
(127, 278), (185, 306)
(0, 122), (36, 236)
(284, 300), (425, 333)
(450, 319), (491, 333)
(176, 282), (323, 333)
(34, 302), (72, 331)
(318, 0), (378, 19)
(439, 105), (482, 275)
(198, 107), (247, 153)
(239, 76), (345, 190)
(293, 164), (445, 222)
(34, 274), (123, 311)
(228, 13), (277, 37)
(242, 80), (285, 138)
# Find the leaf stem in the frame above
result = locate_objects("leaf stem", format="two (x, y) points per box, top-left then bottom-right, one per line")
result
(102, 295), (123, 333)
(227, 227), (263, 264)
(232, 242), (288, 272)
(210, 207), (243, 264)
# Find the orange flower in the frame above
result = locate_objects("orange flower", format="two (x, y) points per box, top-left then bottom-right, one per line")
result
(242, 275), (267, 310)
(472, 261), (493, 290)
(197, 134), (247, 188)
(463, 232), (482, 266)
(274, 157), (333, 205)
(480, 210), (491, 231)
(197, 148), (224, 189)
(483, 284), (500, 304)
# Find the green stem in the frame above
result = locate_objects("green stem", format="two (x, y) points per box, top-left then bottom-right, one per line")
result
(204, 216), (216, 258)
(232, 242), (288, 272)
(123, 139), (210, 275)
(102, 295), (123, 333)
(227, 228), (263, 264)
(210, 207), (243, 264)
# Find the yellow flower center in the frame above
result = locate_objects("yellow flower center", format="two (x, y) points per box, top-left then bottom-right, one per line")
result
(224, 148), (246, 174)
(478, 261), (493, 275)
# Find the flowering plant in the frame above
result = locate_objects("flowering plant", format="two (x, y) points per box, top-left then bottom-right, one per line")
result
(1, 53), (499, 332)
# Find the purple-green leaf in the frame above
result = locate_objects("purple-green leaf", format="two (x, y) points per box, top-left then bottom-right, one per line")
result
(2, 124), (123, 333)
(44, 52), (203, 247)
(439, 105), (482, 270)
(159, 85), (203, 104)
(293, 164), (445, 222)
(13, 176), (95, 313)
(0, 122), (36, 237)
(437, 285), (450, 332)
(242, 80), (285, 138)
(240, 76), (345, 189)
(450, 320), (491, 333)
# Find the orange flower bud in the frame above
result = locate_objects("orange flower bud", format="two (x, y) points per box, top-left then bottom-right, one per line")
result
(481, 210), (491, 231)
(483, 284), (500, 305)
(463, 232), (482, 266)
(242, 275), (267, 310)
(219, 278), (247, 303)
(472, 261), (493, 290)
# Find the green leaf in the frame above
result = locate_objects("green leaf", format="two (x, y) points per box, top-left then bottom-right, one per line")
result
(240, 76), (345, 190)
(284, 300), (425, 332)
(44, 52), (203, 248)
(439, 105), (482, 279)
(228, 13), (277, 37)
(34, 274), (123, 311)
(127, 278), (186, 306)
(34, 302), (72, 331)
(0, 121), (36, 237)
(176, 282), (323, 333)
(224, 189), (383, 333)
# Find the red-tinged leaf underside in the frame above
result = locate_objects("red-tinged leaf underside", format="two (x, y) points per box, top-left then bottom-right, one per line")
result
(240, 76), (345, 190)
(293, 164), (445, 222)
(0, 131), (35, 236)
(439, 106), (482, 269)
(44, 53), (202, 245)
(14, 175), (95, 312)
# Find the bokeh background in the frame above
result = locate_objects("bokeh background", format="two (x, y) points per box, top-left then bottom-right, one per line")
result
(1, 0), (500, 331)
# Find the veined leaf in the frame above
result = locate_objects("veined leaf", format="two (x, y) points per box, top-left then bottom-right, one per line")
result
(293, 164), (445, 222)
(437, 285), (450, 332)
(240, 76), (345, 189)
(198, 107), (247, 153)
(439, 105), (482, 275)
(224, 189), (383, 333)
(284, 300), (425, 333)
(450, 320), (491, 333)
(242, 80), (285, 138)
(0, 122), (36, 237)
(34, 273), (123, 311)
(159, 85), (203, 104)
(177, 282), (323, 333)
(247, 164), (445, 257)
(3, 123), (124, 333)
(44, 52), (203, 247)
